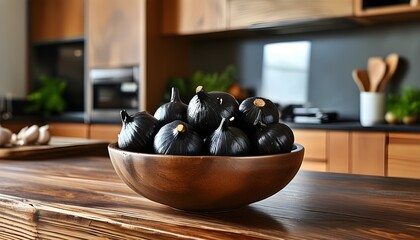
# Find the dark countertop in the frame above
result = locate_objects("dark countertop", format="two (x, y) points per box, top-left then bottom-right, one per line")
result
(0, 156), (419, 239)
(285, 120), (420, 133)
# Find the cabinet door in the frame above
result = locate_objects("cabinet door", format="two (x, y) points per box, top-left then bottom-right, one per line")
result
(89, 124), (121, 142)
(87, 0), (141, 68)
(293, 129), (327, 172)
(388, 133), (420, 179)
(30, 0), (84, 41)
(354, 0), (420, 22)
(49, 123), (89, 138)
(229, 0), (353, 29)
(351, 132), (386, 176)
(163, 0), (227, 34)
(328, 131), (350, 173)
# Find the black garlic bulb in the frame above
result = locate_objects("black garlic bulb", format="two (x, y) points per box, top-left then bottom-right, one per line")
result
(252, 112), (294, 155)
(118, 110), (160, 153)
(204, 118), (250, 156)
(209, 90), (239, 119)
(239, 97), (279, 128)
(153, 120), (202, 155)
(187, 86), (239, 135)
(154, 87), (188, 125)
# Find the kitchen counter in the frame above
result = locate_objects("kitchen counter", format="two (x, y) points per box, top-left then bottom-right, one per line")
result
(286, 120), (420, 133)
(0, 156), (419, 239)
(5, 114), (420, 132)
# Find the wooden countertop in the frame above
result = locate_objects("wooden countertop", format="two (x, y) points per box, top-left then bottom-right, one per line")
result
(0, 156), (419, 239)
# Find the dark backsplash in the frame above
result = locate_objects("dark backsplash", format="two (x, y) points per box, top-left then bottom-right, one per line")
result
(190, 21), (420, 120)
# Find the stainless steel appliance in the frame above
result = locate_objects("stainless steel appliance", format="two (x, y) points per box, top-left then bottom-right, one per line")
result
(87, 66), (140, 122)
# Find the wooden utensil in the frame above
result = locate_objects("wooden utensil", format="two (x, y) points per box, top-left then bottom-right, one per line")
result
(368, 57), (387, 92)
(352, 69), (370, 92)
(378, 53), (399, 92)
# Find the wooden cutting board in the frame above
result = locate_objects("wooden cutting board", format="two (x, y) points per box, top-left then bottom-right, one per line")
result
(0, 137), (110, 160)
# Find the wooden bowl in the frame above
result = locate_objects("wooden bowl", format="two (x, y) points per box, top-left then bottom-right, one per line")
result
(108, 143), (305, 212)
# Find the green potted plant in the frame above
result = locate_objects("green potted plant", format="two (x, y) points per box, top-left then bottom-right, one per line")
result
(386, 86), (420, 124)
(162, 64), (237, 103)
(25, 74), (67, 117)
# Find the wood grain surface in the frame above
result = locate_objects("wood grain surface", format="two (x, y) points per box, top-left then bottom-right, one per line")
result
(0, 156), (419, 239)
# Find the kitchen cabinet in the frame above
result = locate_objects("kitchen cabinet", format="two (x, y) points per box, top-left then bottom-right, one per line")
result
(327, 131), (351, 173)
(143, 1), (191, 111)
(87, 0), (141, 68)
(350, 132), (386, 176)
(327, 131), (386, 176)
(354, 0), (420, 23)
(295, 129), (387, 177)
(162, 0), (420, 35)
(163, 0), (353, 35)
(162, 0), (227, 34)
(87, 0), (190, 112)
(229, 0), (354, 30)
(30, 0), (84, 42)
(27, 0), (189, 121)
(387, 133), (420, 179)
(89, 124), (120, 142)
(49, 123), (89, 138)
(293, 129), (327, 172)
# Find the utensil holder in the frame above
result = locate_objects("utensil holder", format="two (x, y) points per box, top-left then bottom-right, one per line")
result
(360, 92), (385, 126)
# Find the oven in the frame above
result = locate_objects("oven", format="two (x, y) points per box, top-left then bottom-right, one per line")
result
(87, 66), (140, 122)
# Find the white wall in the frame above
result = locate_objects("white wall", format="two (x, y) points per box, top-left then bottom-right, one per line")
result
(0, 0), (27, 98)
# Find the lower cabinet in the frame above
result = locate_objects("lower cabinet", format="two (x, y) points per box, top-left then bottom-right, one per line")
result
(329, 131), (386, 176)
(49, 123), (89, 138)
(89, 124), (121, 142)
(387, 133), (420, 179)
(51, 123), (122, 142)
(293, 129), (327, 171)
(294, 129), (387, 177)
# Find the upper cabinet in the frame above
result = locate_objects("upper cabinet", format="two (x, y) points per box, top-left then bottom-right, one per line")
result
(163, 0), (353, 35)
(162, 0), (227, 35)
(87, 0), (141, 68)
(30, 0), (84, 42)
(163, 0), (420, 35)
(354, 0), (420, 23)
(229, 0), (353, 30)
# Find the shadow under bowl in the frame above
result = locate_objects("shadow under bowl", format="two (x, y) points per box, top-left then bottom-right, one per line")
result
(108, 143), (304, 212)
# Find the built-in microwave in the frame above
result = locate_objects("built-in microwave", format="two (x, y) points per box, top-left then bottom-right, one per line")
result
(87, 66), (140, 122)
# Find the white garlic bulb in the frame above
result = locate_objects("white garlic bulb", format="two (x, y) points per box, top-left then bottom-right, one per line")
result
(37, 125), (51, 145)
(23, 125), (40, 145)
(0, 127), (12, 147)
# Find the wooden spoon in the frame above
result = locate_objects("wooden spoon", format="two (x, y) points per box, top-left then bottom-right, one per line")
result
(352, 69), (370, 92)
(368, 57), (386, 92)
(378, 53), (399, 92)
